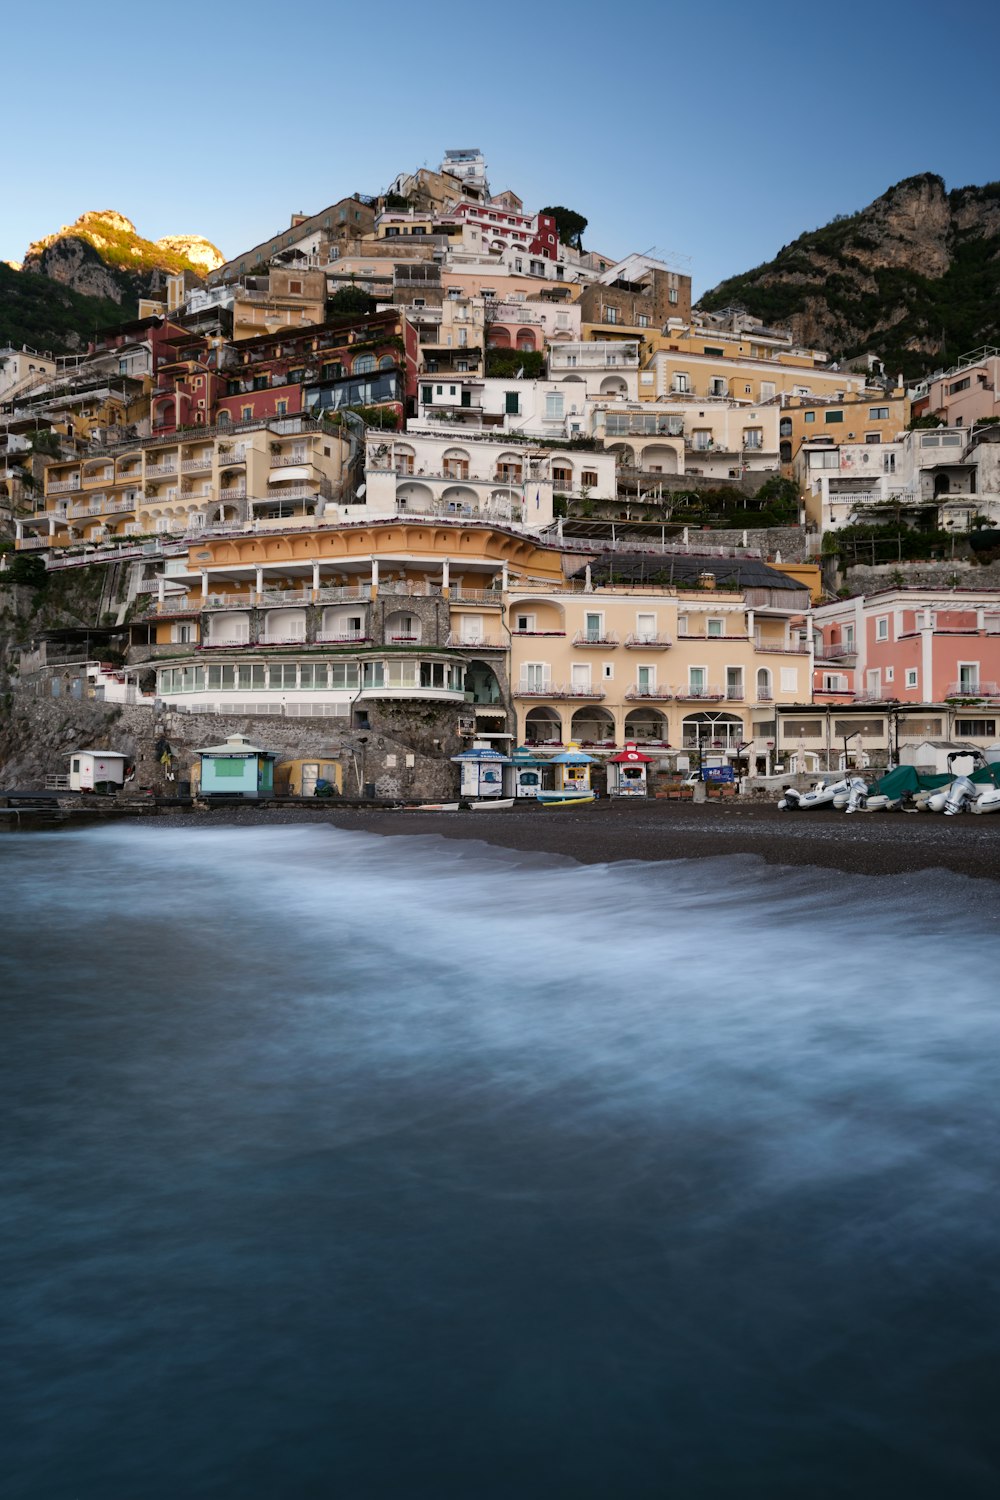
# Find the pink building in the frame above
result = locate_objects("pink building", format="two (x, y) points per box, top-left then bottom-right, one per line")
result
(911, 349), (1000, 428)
(813, 588), (1000, 705)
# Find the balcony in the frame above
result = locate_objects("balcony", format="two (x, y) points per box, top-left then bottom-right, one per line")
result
(675, 684), (726, 701)
(146, 463), (177, 478)
(219, 485), (247, 501)
(513, 681), (605, 699)
(511, 628), (565, 637)
(260, 485), (322, 502)
(444, 632), (506, 650)
(572, 629), (619, 648)
(946, 681), (1000, 698)
(181, 457), (213, 474)
(270, 450), (311, 467)
(754, 634), (809, 654)
(315, 632), (371, 644)
(47, 477), (81, 495)
(624, 684), (672, 700)
(217, 447), (247, 465)
(821, 642), (858, 659)
(625, 633), (673, 649)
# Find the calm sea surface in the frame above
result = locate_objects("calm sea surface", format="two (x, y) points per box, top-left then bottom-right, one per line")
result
(2, 825), (999, 1499)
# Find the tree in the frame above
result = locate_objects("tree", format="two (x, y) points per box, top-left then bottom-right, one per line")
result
(540, 206), (588, 250)
(7, 553), (47, 588)
(327, 285), (377, 318)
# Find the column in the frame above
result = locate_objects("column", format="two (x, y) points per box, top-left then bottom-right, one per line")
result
(441, 558), (450, 598)
(584, 564), (593, 593)
(157, 576), (166, 612)
(370, 558), (379, 599)
(501, 561), (509, 591)
(255, 566), (264, 603)
(200, 570), (209, 601)
(312, 561), (321, 601)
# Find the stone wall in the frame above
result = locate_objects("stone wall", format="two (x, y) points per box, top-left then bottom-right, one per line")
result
(0, 687), (467, 799)
(843, 558), (1000, 594)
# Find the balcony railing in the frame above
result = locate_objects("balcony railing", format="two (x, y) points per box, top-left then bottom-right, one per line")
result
(145, 463), (177, 478)
(315, 632), (371, 644)
(47, 477), (81, 494)
(260, 590), (312, 605)
(572, 629), (619, 647)
(260, 485), (322, 501)
(754, 634), (809, 654)
(513, 681), (606, 699)
(444, 632), (506, 649)
(821, 642), (858, 659)
(946, 681), (1000, 697)
(270, 450), (310, 467)
(675, 684), (726, 700)
(181, 458), (213, 473)
(624, 633), (673, 649)
(624, 684), (672, 700)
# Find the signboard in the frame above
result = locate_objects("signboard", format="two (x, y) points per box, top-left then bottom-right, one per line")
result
(703, 765), (736, 783)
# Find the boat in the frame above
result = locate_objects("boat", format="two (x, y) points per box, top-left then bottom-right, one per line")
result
(971, 785), (1000, 813)
(778, 777), (850, 811)
(407, 802), (460, 812)
(470, 798), (514, 810)
(539, 791), (595, 808)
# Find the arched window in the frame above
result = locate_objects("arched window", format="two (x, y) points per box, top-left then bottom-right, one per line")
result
(378, 355), (395, 370)
(756, 668), (772, 702)
(353, 354), (376, 375)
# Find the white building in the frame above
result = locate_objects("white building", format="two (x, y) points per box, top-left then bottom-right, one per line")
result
(363, 429), (562, 525)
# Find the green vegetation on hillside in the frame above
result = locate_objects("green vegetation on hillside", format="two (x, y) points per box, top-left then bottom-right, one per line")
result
(699, 174), (1000, 379)
(0, 262), (128, 354)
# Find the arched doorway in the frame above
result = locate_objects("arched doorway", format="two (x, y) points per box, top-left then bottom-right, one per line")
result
(681, 711), (744, 753)
(465, 659), (502, 705)
(570, 706), (615, 747)
(624, 708), (668, 746)
(524, 706), (562, 747)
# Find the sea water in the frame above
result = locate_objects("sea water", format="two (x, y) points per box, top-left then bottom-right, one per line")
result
(2, 825), (999, 1499)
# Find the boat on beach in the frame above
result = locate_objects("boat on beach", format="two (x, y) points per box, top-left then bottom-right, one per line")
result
(538, 791), (596, 808)
(469, 798), (514, 810)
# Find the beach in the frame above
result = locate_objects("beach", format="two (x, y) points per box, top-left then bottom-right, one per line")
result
(145, 798), (1000, 883)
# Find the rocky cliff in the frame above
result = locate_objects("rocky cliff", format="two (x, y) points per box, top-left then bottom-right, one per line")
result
(699, 174), (1000, 378)
(22, 210), (224, 307)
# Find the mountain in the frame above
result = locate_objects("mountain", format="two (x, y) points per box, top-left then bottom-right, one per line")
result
(21, 210), (224, 307)
(0, 261), (125, 355)
(698, 174), (1000, 378)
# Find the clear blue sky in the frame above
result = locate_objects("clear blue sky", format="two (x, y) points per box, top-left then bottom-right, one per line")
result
(6, 0), (998, 297)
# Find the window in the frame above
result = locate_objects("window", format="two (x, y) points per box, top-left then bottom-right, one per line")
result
(636, 613), (656, 642)
(703, 347), (725, 358)
(515, 613), (535, 633)
(288, 280), (302, 295)
(726, 667), (744, 701)
(876, 617), (889, 641)
(673, 373), (690, 393)
(522, 662), (548, 688)
(275, 400), (288, 416)
(955, 718), (996, 737)
(780, 667), (799, 693)
(760, 382), (776, 400)
(906, 669), (918, 689)
(241, 406), (253, 421)
(668, 288), (679, 304)
(948, 379), (970, 395)
(603, 663), (614, 680)
(883, 453), (897, 474)
(710, 378), (727, 397)
(421, 384), (433, 404)
(605, 307), (618, 325)
(545, 393), (564, 421)
(707, 618), (723, 637)
(869, 406), (890, 420)
(743, 429), (763, 450)
(584, 612), (603, 641)
(571, 663), (592, 690)
(505, 391), (520, 415)
(804, 412), (815, 424)
(353, 354), (376, 375)
(580, 469), (598, 487)
(824, 410), (844, 424)
(958, 663), (980, 691)
(885, 666), (894, 682)
(688, 667), (707, 694)
(844, 626), (855, 650)
(637, 315), (648, 328)
(865, 433), (882, 444)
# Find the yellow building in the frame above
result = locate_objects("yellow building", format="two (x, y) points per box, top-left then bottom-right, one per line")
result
(231, 269), (327, 341)
(777, 390), (909, 470)
(21, 417), (350, 551)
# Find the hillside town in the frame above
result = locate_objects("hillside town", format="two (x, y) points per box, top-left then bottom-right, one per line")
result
(3, 147), (1000, 800)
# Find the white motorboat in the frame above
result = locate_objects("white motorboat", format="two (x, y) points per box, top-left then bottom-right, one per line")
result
(779, 777), (850, 811)
(971, 785), (1000, 813)
(470, 799), (514, 810)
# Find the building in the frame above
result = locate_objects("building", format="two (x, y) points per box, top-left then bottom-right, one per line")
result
(197, 734), (276, 798)
(230, 268), (327, 341)
(363, 429), (561, 524)
(910, 347), (1000, 428)
(580, 254), (692, 339)
(208, 199), (378, 285)
(778, 389), (909, 469)
(0, 345), (57, 403)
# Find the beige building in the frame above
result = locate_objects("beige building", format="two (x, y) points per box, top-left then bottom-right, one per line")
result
(21, 417), (351, 550)
(778, 390), (909, 470)
(509, 558), (811, 769)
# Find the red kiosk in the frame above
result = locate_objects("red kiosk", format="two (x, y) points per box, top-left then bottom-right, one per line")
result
(608, 743), (655, 797)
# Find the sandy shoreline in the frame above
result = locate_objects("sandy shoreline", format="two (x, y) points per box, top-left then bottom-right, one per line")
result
(145, 799), (1000, 883)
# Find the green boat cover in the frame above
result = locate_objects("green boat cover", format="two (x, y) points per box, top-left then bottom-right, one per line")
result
(871, 763), (1000, 799)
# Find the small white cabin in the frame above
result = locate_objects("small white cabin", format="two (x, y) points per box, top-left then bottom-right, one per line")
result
(899, 740), (979, 775)
(68, 750), (128, 791)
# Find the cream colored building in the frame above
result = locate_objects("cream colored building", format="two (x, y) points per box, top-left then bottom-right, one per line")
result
(21, 417), (351, 550)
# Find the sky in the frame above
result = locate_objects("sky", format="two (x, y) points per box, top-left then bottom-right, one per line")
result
(4, 0), (999, 298)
